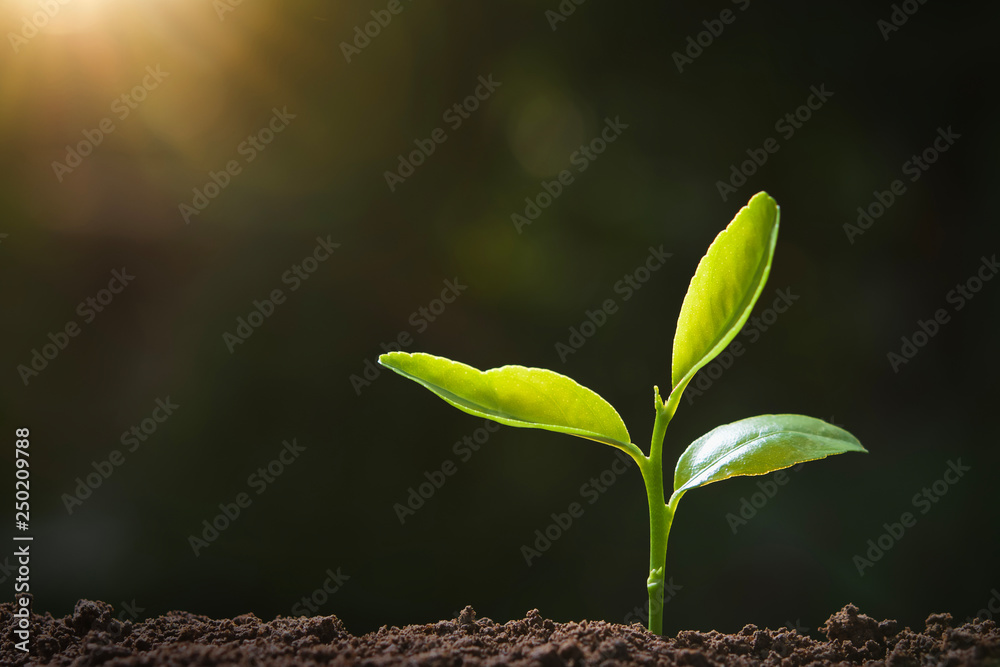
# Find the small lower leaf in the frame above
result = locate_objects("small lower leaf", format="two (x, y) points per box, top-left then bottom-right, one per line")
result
(673, 414), (866, 495)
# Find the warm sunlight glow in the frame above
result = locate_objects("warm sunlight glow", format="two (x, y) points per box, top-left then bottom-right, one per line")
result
(9, 0), (112, 36)
(2, 0), (340, 235)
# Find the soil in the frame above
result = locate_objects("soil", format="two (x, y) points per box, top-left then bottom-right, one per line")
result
(2, 599), (998, 666)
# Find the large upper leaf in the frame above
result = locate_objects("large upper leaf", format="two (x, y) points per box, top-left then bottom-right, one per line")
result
(671, 192), (780, 394)
(673, 414), (866, 495)
(379, 351), (639, 457)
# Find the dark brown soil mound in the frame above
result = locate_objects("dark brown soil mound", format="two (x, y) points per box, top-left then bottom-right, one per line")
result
(2, 599), (997, 666)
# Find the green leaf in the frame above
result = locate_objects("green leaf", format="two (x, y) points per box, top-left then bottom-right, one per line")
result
(670, 192), (780, 396)
(379, 351), (641, 459)
(673, 414), (866, 495)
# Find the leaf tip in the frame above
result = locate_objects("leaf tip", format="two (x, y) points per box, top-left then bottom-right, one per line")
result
(378, 351), (409, 368)
(749, 190), (778, 211)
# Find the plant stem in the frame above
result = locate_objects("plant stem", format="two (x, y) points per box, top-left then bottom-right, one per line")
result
(643, 478), (669, 634)
(641, 386), (677, 635)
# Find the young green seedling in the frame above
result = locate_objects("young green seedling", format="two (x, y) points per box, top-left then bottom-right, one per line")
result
(378, 191), (866, 635)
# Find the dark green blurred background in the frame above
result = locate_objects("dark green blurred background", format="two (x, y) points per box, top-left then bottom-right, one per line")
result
(2, 0), (998, 637)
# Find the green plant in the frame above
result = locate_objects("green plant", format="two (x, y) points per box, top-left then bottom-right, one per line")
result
(378, 191), (866, 635)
